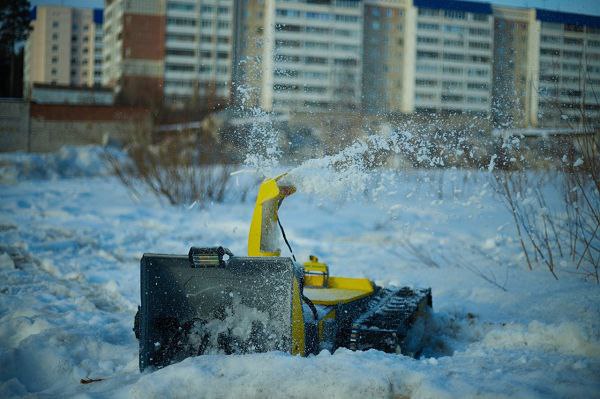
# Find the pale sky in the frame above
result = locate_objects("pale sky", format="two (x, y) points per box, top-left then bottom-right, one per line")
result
(30, 0), (600, 16)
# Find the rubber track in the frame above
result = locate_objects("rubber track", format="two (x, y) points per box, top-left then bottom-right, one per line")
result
(349, 287), (431, 354)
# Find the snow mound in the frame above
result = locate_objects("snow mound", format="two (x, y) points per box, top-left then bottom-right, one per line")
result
(481, 321), (600, 357)
(0, 146), (124, 183)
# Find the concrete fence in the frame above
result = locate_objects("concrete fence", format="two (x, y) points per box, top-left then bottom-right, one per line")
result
(0, 100), (152, 152)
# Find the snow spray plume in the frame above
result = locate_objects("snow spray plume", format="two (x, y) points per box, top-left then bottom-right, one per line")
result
(281, 126), (444, 201)
(235, 58), (282, 176)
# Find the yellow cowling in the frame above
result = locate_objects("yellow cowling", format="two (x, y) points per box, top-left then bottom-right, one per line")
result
(247, 174), (296, 257)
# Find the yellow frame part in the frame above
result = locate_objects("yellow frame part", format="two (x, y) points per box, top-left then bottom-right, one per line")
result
(247, 174), (296, 257)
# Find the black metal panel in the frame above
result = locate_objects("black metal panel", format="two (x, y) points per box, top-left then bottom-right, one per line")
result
(139, 254), (295, 371)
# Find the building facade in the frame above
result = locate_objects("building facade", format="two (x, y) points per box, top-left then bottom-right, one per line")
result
(491, 6), (539, 128)
(163, 0), (236, 106)
(412, 0), (494, 115)
(102, 0), (166, 105)
(93, 0), (600, 125)
(24, 6), (103, 97)
(535, 10), (600, 128)
(240, 0), (363, 114)
(362, 0), (416, 115)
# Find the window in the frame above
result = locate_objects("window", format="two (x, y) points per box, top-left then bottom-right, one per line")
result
(416, 92), (435, 101)
(540, 48), (560, 56)
(336, 14), (358, 23)
(418, 8), (438, 17)
(52, 21), (59, 28)
(274, 69), (299, 77)
(564, 24), (584, 33)
(417, 50), (439, 59)
(442, 81), (463, 89)
(469, 55), (489, 63)
(51, 57), (58, 64)
(167, 2), (195, 11)
(444, 39), (464, 46)
(541, 35), (560, 44)
(273, 83), (299, 91)
(334, 58), (357, 66)
(444, 10), (465, 19)
(588, 40), (600, 48)
(166, 48), (195, 56)
(444, 52), (464, 61)
(52, 45), (58, 51)
(467, 68), (488, 77)
(418, 23), (439, 30)
(469, 28), (490, 36)
(167, 33), (195, 42)
(276, 9), (301, 17)
(441, 94), (463, 102)
(563, 50), (582, 58)
(472, 14), (488, 21)
(276, 39), (302, 48)
(335, 29), (357, 37)
(444, 25), (465, 34)
(564, 37), (583, 46)
(217, 51), (228, 59)
(467, 82), (488, 91)
(217, 21), (229, 29)
(304, 71), (327, 79)
(416, 64), (438, 73)
(277, 24), (302, 32)
(304, 85), (326, 94)
(52, 33), (58, 40)
(166, 64), (195, 72)
(417, 36), (438, 44)
(305, 26), (328, 34)
(442, 66), (462, 74)
(305, 56), (327, 64)
(416, 79), (437, 86)
(468, 41), (490, 49)
(276, 54), (301, 63)
(306, 12), (331, 21)
(168, 17), (197, 26)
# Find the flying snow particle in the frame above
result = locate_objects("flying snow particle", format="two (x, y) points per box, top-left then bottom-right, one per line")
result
(488, 154), (498, 172)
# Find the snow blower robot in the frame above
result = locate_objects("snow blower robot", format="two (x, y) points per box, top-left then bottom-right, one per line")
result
(134, 175), (432, 371)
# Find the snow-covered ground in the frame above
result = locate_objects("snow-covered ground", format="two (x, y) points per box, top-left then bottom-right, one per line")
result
(0, 147), (599, 398)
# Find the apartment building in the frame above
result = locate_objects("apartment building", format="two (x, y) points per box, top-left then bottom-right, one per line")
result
(535, 10), (600, 128)
(163, 0), (236, 105)
(23, 6), (103, 97)
(491, 8), (600, 128)
(102, 0), (166, 105)
(241, 0), (363, 113)
(491, 6), (539, 128)
(412, 0), (494, 115)
(362, 0), (416, 115)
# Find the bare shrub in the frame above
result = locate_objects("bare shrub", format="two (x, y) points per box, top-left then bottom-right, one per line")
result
(492, 132), (599, 283)
(106, 123), (253, 207)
